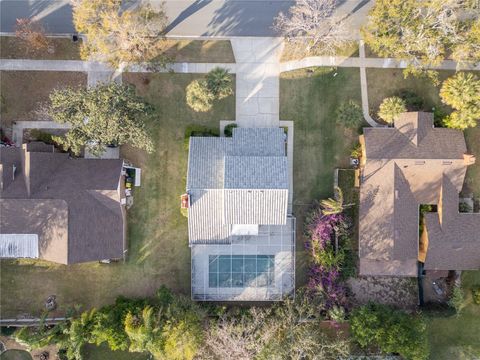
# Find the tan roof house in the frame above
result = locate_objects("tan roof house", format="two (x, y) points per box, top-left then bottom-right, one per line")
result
(358, 112), (479, 276)
(0, 143), (126, 264)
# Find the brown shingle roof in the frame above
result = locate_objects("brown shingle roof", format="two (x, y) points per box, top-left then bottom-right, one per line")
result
(0, 144), (125, 264)
(359, 112), (477, 276)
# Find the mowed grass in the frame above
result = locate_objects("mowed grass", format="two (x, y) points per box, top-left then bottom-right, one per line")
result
(157, 39), (235, 63)
(280, 67), (362, 284)
(0, 36), (234, 63)
(426, 271), (480, 360)
(0, 73), (235, 317)
(0, 36), (82, 60)
(0, 71), (87, 130)
(367, 68), (480, 197)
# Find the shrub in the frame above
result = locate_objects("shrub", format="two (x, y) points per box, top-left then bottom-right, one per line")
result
(184, 125), (220, 150)
(448, 285), (465, 315)
(350, 142), (362, 159)
(378, 96), (407, 124)
(396, 89), (424, 111)
(205, 67), (233, 100)
(351, 303), (429, 360)
(459, 202), (472, 213)
(224, 123), (237, 137)
(186, 79), (214, 112)
(336, 100), (363, 128)
(472, 288), (480, 305)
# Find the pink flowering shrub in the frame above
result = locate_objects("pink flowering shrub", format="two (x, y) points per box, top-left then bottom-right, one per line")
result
(305, 207), (350, 310)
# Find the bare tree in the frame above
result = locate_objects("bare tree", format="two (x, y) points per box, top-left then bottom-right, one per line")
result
(274, 0), (349, 55)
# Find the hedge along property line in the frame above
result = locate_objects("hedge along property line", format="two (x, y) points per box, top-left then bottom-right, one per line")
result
(183, 124), (220, 150)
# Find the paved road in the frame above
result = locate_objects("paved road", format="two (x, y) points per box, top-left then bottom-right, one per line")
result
(0, 0), (372, 37)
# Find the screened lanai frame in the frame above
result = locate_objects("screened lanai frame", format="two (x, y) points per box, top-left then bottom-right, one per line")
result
(191, 217), (296, 301)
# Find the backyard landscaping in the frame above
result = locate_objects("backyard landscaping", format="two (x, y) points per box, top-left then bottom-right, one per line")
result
(426, 271), (480, 360)
(0, 73), (235, 317)
(280, 67), (363, 284)
(0, 71), (87, 134)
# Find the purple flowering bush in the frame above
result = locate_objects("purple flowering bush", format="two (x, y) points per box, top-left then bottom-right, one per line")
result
(305, 206), (350, 311)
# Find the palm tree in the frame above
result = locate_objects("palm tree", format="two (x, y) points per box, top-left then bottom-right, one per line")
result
(378, 96), (407, 124)
(321, 186), (344, 215)
(206, 67), (233, 100)
(440, 72), (480, 111)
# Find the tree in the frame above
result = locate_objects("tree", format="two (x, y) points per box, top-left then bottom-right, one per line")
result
(91, 296), (147, 351)
(448, 285), (465, 315)
(47, 83), (154, 156)
(321, 186), (344, 215)
(64, 309), (97, 360)
(205, 67), (234, 100)
(72, 0), (168, 68)
(378, 96), (407, 124)
(440, 72), (480, 129)
(15, 18), (51, 53)
(274, 0), (351, 55)
(336, 100), (363, 128)
(350, 303), (429, 360)
(186, 79), (214, 112)
(186, 68), (234, 112)
(362, 0), (479, 82)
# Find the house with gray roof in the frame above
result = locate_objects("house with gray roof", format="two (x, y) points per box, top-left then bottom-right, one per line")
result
(358, 112), (479, 277)
(0, 143), (126, 264)
(186, 128), (295, 301)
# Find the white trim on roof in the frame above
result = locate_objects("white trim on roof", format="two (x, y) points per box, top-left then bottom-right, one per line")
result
(0, 234), (39, 258)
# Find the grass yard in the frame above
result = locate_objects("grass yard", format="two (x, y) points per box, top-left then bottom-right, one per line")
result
(280, 67), (363, 284)
(0, 36), (82, 60)
(81, 344), (149, 360)
(426, 271), (480, 360)
(280, 41), (359, 62)
(0, 71), (87, 133)
(366, 68), (480, 197)
(157, 39), (235, 63)
(0, 73), (235, 317)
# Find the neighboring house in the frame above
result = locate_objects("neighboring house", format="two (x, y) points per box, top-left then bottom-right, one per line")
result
(186, 128), (295, 301)
(0, 142), (126, 264)
(358, 112), (479, 276)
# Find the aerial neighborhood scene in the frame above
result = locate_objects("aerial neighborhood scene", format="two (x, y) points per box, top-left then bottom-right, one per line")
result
(0, 0), (479, 359)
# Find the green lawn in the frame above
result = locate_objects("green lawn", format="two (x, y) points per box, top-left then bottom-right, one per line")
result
(280, 67), (363, 284)
(81, 344), (149, 360)
(0, 73), (235, 317)
(367, 68), (480, 197)
(426, 271), (480, 360)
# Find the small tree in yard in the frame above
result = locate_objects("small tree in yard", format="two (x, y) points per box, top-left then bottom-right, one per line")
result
(448, 285), (465, 316)
(378, 96), (406, 124)
(274, 0), (350, 55)
(186, 80), (214, 112)
(320, 186), (344, 215)
(205, 67), (233, 100)
(440, 72), (480, 130)
(48, 83), (154, 156)
(336, 100), (363, 128)
(186, 68), (233, 112)
(351, 303), (429, 360)
(72, 0), (168, 68)
(15, 18), (51, 53)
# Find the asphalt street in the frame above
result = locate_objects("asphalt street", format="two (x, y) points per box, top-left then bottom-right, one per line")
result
(0, 0), (372, 37)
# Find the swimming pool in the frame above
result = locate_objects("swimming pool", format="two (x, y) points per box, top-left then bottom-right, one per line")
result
(208, 255), (275, 288)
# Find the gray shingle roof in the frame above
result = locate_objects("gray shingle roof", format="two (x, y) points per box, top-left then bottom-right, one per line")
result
(224, 156), (288, 189)
(187, 128), (289, 244)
